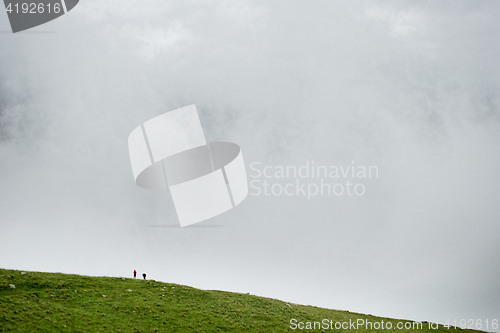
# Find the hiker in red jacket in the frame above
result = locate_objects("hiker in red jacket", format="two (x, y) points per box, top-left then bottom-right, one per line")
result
(133, 270), (136, 278)
(142, 273), (146, 280)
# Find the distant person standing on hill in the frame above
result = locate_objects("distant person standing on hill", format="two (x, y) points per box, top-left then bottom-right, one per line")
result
(142, 273), (146, 280)
(133, 270), (136, 278)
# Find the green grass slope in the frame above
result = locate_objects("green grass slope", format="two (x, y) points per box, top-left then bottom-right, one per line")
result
(0, 268), (487, 333)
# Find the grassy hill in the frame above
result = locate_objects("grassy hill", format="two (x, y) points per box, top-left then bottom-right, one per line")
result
(0, 268), (487, 333)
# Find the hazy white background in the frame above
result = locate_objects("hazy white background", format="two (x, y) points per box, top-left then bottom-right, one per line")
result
(1, 0), (499, 329)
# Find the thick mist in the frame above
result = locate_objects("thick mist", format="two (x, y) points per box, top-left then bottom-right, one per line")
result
(1, 0), (499, 328)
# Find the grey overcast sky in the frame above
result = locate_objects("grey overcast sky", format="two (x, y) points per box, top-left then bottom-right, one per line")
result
(1, 0), (499, 329)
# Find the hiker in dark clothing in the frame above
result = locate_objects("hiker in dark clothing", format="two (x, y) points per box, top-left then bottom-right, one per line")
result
(133, 270), (137, 278)
(142, 273), (146, 280)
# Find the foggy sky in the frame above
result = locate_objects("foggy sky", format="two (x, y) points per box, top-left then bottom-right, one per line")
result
(1, 0), (499, 329)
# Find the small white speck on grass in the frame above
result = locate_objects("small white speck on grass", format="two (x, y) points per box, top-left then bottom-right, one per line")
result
(9, 284), (15, 289)
(102, 295), (107, 298)
(171, 287), (175, 289)
(286, 304), (292, 307)
(21, 272), (26, 275)
(127, 289), (133, 292)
